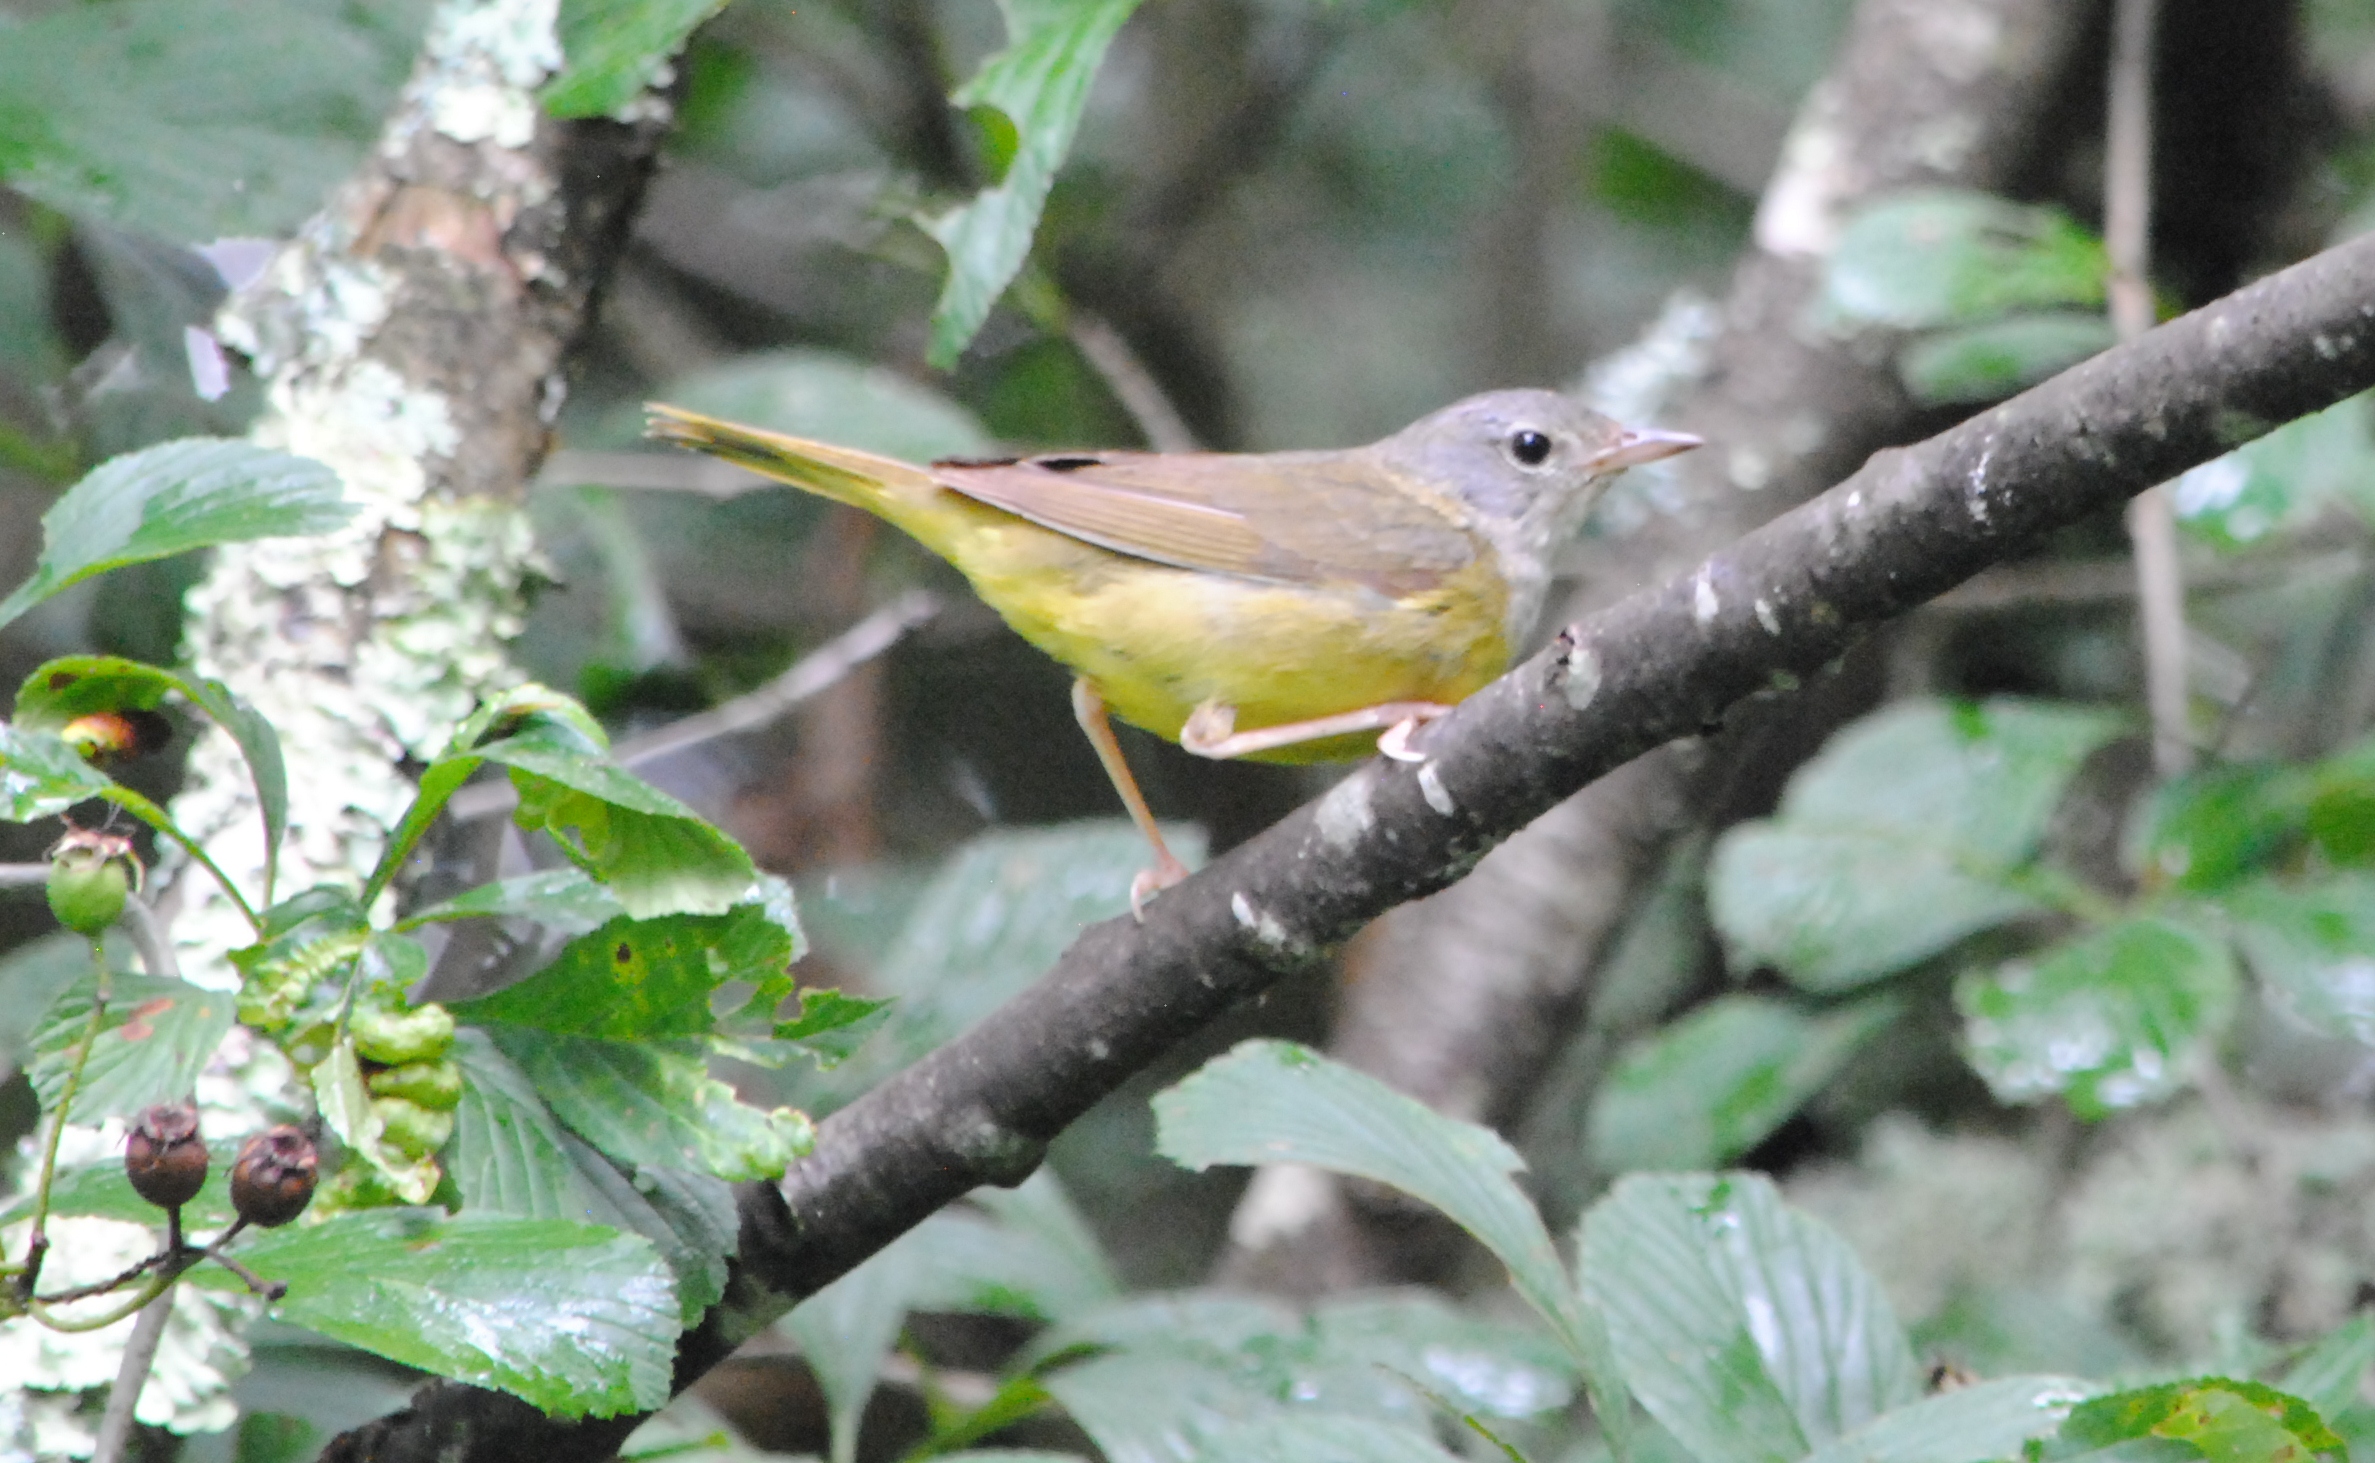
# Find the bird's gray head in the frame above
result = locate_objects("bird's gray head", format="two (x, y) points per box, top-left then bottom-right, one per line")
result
(1380, 388), (1697, 528)
(1378, 387), (1700, 637)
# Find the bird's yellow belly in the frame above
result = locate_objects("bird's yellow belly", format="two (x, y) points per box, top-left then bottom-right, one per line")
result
(962, 535), (1512, 764)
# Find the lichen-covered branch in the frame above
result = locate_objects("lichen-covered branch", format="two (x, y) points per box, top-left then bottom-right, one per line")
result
(169, 0), (668, 975)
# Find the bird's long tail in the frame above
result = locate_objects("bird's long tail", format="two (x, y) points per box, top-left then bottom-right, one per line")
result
(644, 404), (944, 521)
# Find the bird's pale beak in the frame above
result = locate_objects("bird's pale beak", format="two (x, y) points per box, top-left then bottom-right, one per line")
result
(1590, 426), (1702, 472)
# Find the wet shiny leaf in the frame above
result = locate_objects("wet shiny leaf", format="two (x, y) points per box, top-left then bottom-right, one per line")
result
(1957, 918), (2237, 1117)
(1580, 1171), (1921, 1463)
(486, 1025), (813, 1181)
(29, 967), (235, 1123)
(1589, 994), (1900, 1172)
(2227, 876), (2375, 1047)
(208, 1209), (680, 1418)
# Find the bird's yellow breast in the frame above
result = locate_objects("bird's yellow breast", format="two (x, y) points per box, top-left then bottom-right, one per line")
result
(948, 515), (1513, 763)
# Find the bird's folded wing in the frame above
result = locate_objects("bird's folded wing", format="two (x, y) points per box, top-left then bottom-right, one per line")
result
(935, 450), (1474, 596)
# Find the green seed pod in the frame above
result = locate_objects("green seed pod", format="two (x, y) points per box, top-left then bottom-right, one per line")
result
(349, 1003), (455, 1066)
(47, 847), (129, 936)
(365, 1058), (464, 1112)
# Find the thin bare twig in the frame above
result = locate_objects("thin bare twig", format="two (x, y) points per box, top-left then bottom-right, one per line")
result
(90, 1288), (173, 1463)
(117, 896), (179, 981)
(1070, 314), (1200, 452)
(444, 592), (942, 823)
(0, 863), (47, 888)
(2108, 0), (2191, 776)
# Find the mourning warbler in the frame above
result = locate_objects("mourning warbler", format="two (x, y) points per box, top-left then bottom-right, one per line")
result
(647, 389), (1697, 905)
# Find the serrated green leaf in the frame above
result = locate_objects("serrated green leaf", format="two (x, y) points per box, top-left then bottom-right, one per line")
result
(1823, 191), (2108, 332)
(30, 967), (235, 1122)
(1897, 312), (2114, 406)
(2228, 876), (2375, 1047)
(2056, 1379), (2343, 1463)
(0, 722), (114, 820)
(456, 897), (793, 1041)
(0, 0), (426, 239)
(1957, 918), (2238, 1117)
(545, 0), (727, 119)
(921, 0), (1146, 366)
(1589, 995), (1900, 1173)
(1798, 1376), (2099, 1463)
(774, 987), (893, 1067)
(486, 1026), (810, 1181)
(1580, 1172), (1922, 1463)
(444, 1029), (734, 1323)
(1153, 1041), (1584, 1367)
(396, 867), (628, 936)
(495, 734), (755, 920)
(0, 439), (350, 631)
(203, 1209), (680, 1418)
(1709, 699), (2124, 991)
(1190, 1413), (1466, 1463)
(16, 654), (291, 901)
(1035, 1349), (1278, 1463)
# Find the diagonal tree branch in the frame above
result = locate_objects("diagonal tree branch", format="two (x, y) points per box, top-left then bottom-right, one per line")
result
(324, 224), (2375, 1462)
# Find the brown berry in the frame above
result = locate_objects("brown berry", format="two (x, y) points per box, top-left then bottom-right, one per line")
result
(125, 1102), (208, 1211)
(229, 1127), (318, 1228)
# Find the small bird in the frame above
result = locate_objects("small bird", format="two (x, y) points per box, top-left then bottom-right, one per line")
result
(648, 390), (1696, 907)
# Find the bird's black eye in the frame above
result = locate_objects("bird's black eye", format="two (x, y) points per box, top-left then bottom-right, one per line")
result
(1510, 429), (1552, 466)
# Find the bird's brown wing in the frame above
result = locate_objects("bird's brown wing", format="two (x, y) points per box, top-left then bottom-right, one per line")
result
(932, 449), (1475, 595)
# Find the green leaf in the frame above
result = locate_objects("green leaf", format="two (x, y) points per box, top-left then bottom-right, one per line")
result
(0, 439), (350, 632)
(1897, 313), (2114, 406)
(1589, 995), (1900, 1173)
(1709, 698), (2124, 991)
(2228, 876), (2375, 1046)
(921, 0), (1147, 366)
(1184, 1413), (1467, 1463)
(0, 0), (426, 239)
(2281, 1315), (2375, 1425)
(456, 898), (795, 1041)
(1036, 1349), (1278, 1463)
(1153, 1041), (1587, 1368)
(1580, 1172), (1922, 1463)
(395, 866), (628, 937)
(0, 722), (114, 820)
(2055, 1380), (2343, 1463)
(1798, 1376), (2099, 1463)
(627, 349), (997, 463)
(1957, 918), (2239, 1117)
(2171, 394), (2375, 551)
(204, 1209), (680, 1418)
(444, 1030), (735, 1322)
(2308, 735), (2375, 867)
(545, 0), (727, 119)
(773, 987), (894, 1068)
(0, 932), (91, 1071)
(485, 1026), (813, 1181)
(1823, 190), (2108, 331)
(30, 967), (235, 1122)
(491, 726), (756, 920)
(16, 655), (290, 900)
(2130, 764), (2305, 894)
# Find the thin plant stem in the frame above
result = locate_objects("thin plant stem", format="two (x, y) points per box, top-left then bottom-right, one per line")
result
(2107, 0), (2191, 777)
(16, 937), (111, 1298)
(90, 1287), (174, 1463)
